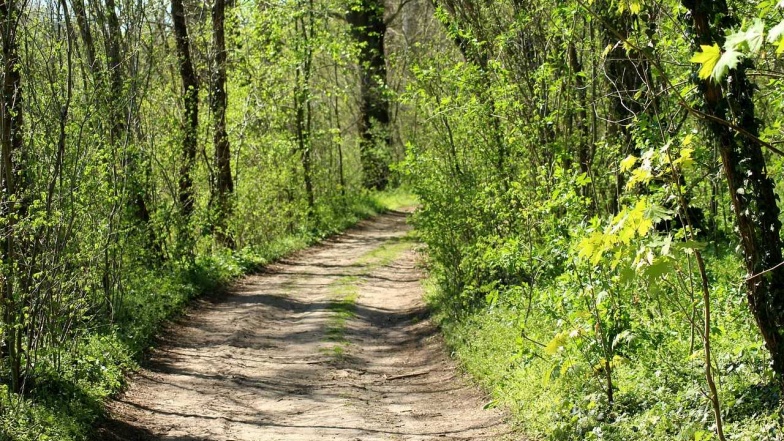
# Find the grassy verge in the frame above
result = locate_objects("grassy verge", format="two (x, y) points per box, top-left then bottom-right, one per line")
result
(0, 190), (416, 441)
(367, 188), (419, 211)
(425, 252), (779, 441)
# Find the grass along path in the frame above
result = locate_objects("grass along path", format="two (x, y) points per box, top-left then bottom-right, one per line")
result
(323, 233), (415, 359)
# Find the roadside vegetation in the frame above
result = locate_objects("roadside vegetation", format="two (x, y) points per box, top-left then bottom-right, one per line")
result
(407, 1), (784, 440)
(0, 0), (417, 437)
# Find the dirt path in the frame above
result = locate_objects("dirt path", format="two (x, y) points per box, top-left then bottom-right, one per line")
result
(97, 211), (513, 441)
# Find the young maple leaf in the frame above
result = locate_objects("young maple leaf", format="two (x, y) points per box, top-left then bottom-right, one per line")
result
(713, 49), (743, 81)
(689, 44), (721, 81)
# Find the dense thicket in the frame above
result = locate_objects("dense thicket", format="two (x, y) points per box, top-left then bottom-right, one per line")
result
(402, 0), (784, 440)
(0, 0), (410, 438)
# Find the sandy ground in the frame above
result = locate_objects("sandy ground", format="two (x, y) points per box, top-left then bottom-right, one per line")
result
(96, 210), (515, 441)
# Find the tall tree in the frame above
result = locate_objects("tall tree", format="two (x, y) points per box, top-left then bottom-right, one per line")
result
(0, 0), (26, 393)
(172, 0), (199, 224)
(347, 0), (390, 190)
(597, 2), (651, 213)
(71, 0), (99, 77)
(212, 0), (234, 247)
(294, 0), (316, 216)
(567, 39), (591, 197)
(102, 0), (125, 145)
(682, 0), (784, 391)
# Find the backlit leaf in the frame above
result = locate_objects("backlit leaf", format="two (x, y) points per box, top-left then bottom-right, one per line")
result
(725, 20), (765, 54)
(620, 155), (638, 172)
(544, 332), (568, 355)
(746, 19), (765, 53)
(767, 20), (784, 43)
(713, 49), (743, 81)
(689, 44), (721, 80)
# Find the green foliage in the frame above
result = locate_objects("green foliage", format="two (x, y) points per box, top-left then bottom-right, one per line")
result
(427, 248), (777, 441)
(0, 0), (419, 432)
(403, 0), (784, 439)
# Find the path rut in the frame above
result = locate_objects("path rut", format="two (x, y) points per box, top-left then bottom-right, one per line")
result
(97, 210), (513, 441)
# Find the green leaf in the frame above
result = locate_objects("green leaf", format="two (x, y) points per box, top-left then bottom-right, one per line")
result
(724, 31), (745, 51)
(689, 44), (721, 80)
(644, 257), (672, 279)
(747, 19), (766, 53)
(661, 234), (672, 256)
(620, 155), (638, 172)
(679, 84), (696, 99)
(675, 147), (696, 168)
(544, 332), (568, 355)
(713, 49), (743, 81)
(725, 19), (765, 54)
(767, 20), (784, 43)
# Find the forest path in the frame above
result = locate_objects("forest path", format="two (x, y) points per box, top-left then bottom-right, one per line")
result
(97, 210), (513, 441)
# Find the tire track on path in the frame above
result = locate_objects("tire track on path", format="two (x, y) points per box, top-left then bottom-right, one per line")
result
(97, 210), (515, 441)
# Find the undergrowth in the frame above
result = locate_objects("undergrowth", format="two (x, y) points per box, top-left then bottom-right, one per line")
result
(426, 248), (782, 441)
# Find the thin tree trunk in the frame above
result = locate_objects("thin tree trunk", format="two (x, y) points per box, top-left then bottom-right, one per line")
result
(568, 39), (592, 199)
(332, 63), (346, 197)
(103, 0), (125, 145)
(598, 3), (648, 213)
(0, 0), (25, 394)
(294, 1), (315, 217)
(71, 0), (99, 76)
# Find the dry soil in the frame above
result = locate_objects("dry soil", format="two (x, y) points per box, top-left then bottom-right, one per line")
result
(96, 210), (515, 441)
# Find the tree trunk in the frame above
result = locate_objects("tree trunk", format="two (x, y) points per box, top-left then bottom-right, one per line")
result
(172, 0), (198, 222)
(568, 40), (591, 197)
(0, 0), (25, 394)
(103, 0), (125, 145)
(682, 0), (784, 389)
(295, 1), (315, 217)
(347, 0), (390, 190)
(212, 0), (234, 247)
(99, 0), (153, 229)
(71, 0), (99, 77)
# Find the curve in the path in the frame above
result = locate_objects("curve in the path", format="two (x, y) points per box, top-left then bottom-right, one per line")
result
(96, 211), (514, 441)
